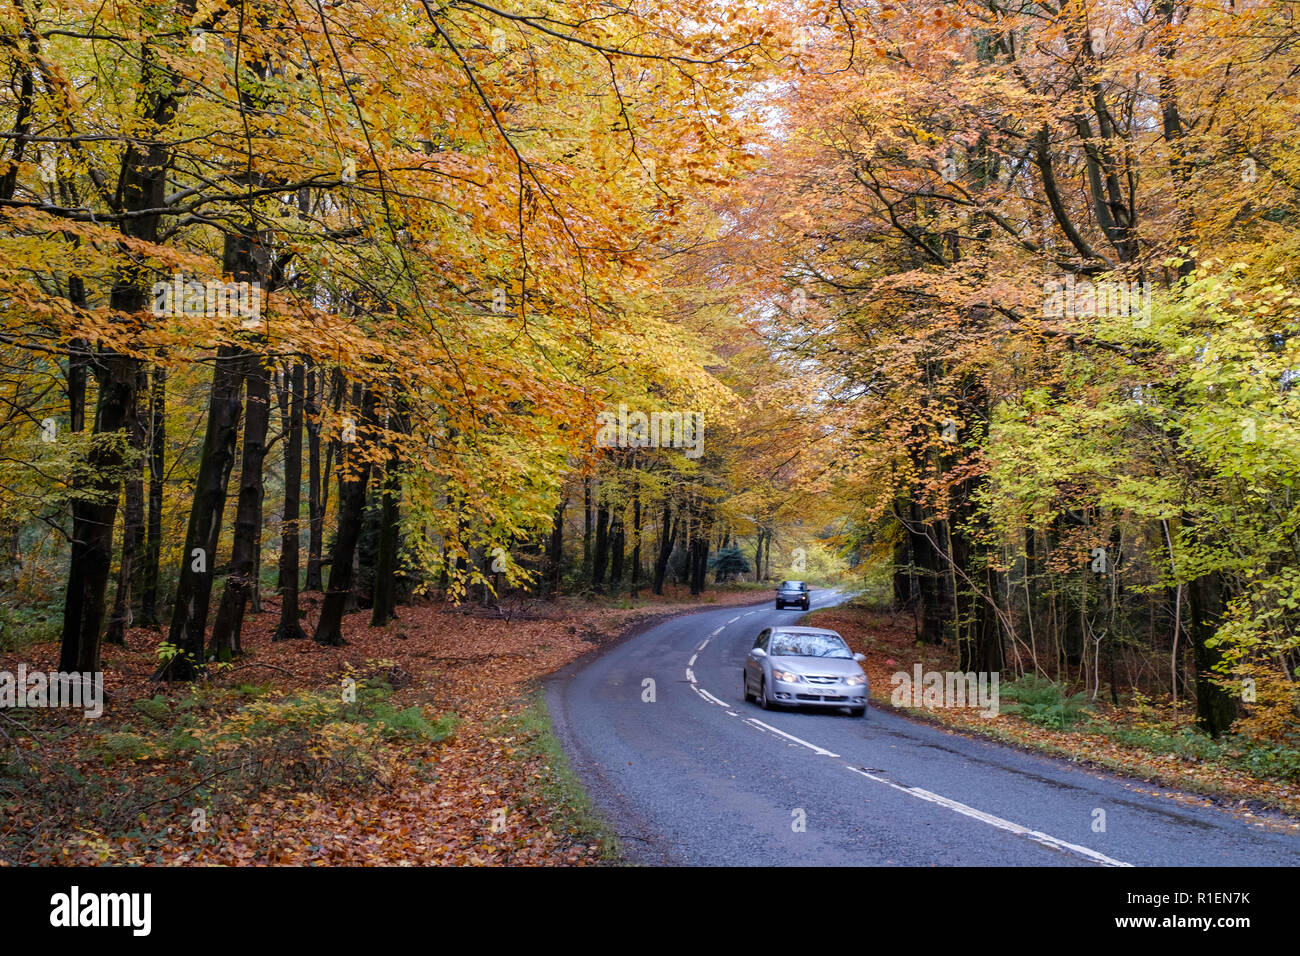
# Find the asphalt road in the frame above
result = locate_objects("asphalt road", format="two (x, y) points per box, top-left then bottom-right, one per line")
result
(546, 591), (1300, 866)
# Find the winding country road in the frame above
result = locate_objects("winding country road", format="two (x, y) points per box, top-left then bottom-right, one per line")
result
(547, 591), (1300, 866)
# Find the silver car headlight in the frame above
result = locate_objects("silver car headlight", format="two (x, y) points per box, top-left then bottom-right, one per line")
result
(845, 675), (867, 686)
(772, 669), (800, 683)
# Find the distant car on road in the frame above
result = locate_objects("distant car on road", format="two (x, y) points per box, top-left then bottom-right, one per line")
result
(775, 580), (810, 610)
(744, 626), (868, 716)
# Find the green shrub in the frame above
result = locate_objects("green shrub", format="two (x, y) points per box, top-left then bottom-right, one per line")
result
(1001, 674), (1092, 729)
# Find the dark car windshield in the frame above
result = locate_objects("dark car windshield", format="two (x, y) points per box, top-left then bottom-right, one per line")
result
(770, 632), (851, 659)
(779, 581), (806, 590)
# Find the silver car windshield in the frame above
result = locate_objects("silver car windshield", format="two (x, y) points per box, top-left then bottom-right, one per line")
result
(770, 633), (851, 659)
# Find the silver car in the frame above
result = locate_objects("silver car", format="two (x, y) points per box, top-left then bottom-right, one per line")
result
(743, 626), (869, 716)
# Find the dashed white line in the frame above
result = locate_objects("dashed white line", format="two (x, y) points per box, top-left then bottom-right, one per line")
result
(745, 717), (840, 757)
(688, 654), (698, 667)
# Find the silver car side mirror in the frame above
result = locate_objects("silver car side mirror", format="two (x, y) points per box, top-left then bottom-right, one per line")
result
(751, 648), (767, 658)
(853, 653), (865, 663)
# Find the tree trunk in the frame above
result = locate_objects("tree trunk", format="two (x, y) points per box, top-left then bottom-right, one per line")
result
(546, 500), (565, 597)
(951, 469), (1005, 675)
(315, 385), (376, 646)
(630, 494), (642, 594)
(592, 497), (610, 590)
(304, 360), (325, 591)
(1187, 568), (1237, 736)
(652, 501), (674, 596)
(105, 363), (147, 645)
(582, 477), (593, 579)
(275, 362), (307, 640)
(208, 352), (272, 659)
(371, 397), (407, 627)
(138, 361), (165, 627)
(157, 343), (245, 680)
(610, 511), (625, 586)
(690, 514), (712, 596)
(908, 500), (948, 644)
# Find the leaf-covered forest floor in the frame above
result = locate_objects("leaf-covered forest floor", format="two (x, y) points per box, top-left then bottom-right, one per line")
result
(810, 604), (1300, 827)
(0, 586), (762, 865)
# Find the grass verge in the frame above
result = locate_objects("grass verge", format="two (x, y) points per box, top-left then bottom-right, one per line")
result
(502, 692), (621, 863)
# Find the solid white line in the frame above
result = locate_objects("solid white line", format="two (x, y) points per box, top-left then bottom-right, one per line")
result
(697, 688), (728, 707)
(685, 667), (695, 684)
(746, 718), (840, 758)
(844, 767), (1132, 867)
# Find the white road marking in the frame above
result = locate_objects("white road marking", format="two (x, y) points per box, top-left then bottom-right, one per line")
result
(688, 654), (697, 667)
(697, 639), (709, 651)
(727, 616), (741, 624)
(745, 718), (840, 758)
(844, 767), (1131, 867)
(743, 611), (756, 617)
(685, 667), (695, 684)
(710, 626), (725, 636)
(697, 688), (728, 707)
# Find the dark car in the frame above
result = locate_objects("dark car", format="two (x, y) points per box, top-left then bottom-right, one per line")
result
(775, 580), (810, 610)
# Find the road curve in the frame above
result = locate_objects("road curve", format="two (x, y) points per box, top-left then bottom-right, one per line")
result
(546, 591), (1300, 866)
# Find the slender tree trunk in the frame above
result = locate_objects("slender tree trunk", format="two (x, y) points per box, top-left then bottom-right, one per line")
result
(304, 360), (325, 591)
(592, 497), (610, 590)
(582, 477), (593, 579)
(139, 361), (165, 627)
(690, 514), (712, 596)
(371, 396), (407, 627)
(105, 364), (147, 645)
(610, 511), (625, 586)
(546, 500), (565, 597)
(630, 494), (642, 594)
(275, 362), (307, 640)
(68, 336), (89, 435)
(315, 385), (376, 646)
(652, 501), (674, 596)
(209, 352), (272, 659)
